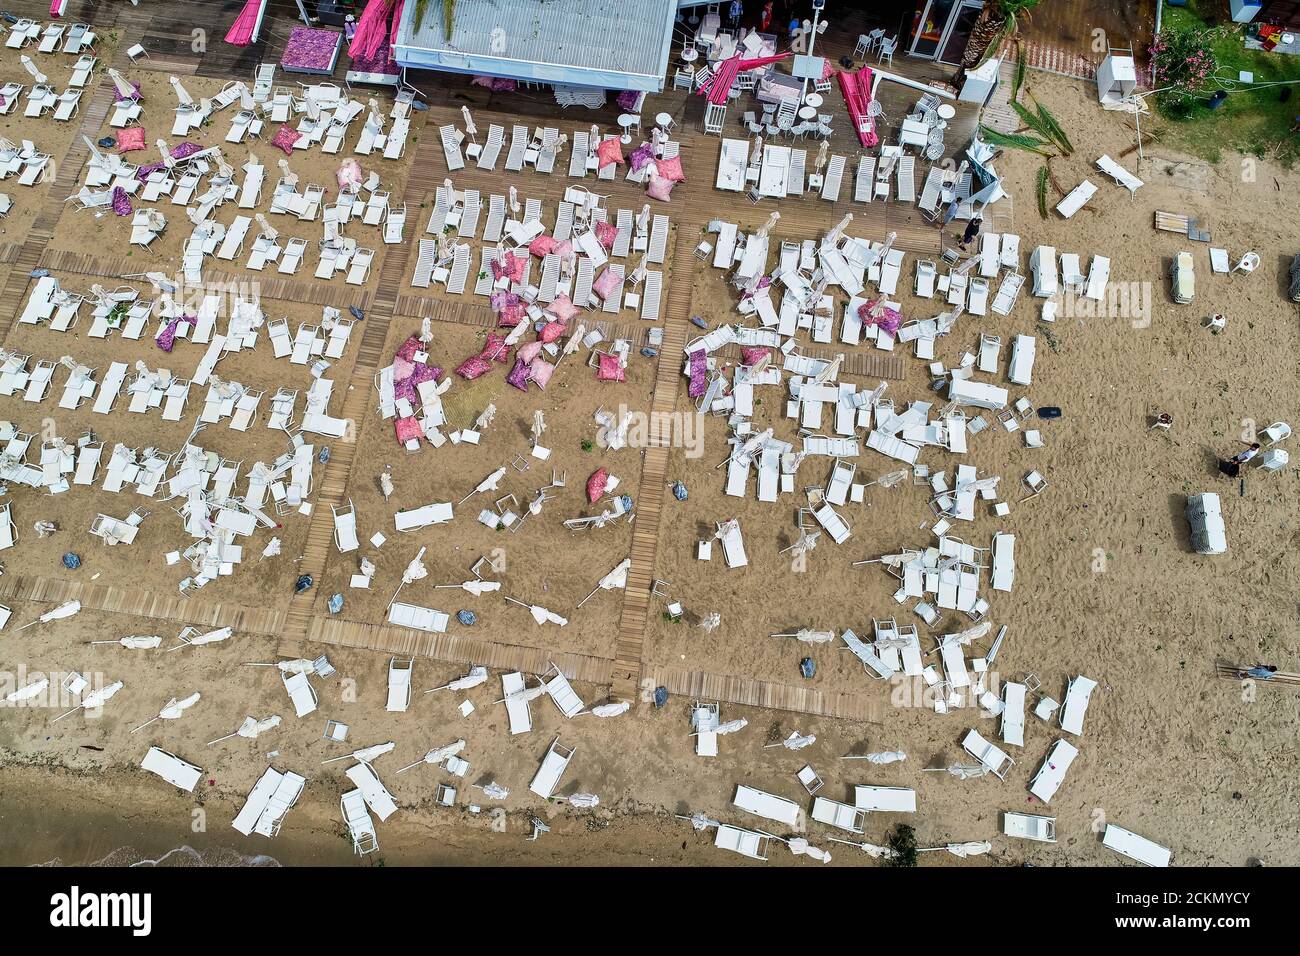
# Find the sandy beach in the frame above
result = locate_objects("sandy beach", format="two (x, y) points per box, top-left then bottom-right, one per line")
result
(0, 2), (1297, 872)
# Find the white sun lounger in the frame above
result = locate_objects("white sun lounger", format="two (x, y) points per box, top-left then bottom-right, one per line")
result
(529, 738), (575, 799)
(1004, 811), (1056, 843)
(1084, 255), (1110, 301)
(1056, 179), (1097, 218)
(345, 761), (398, 822)
(991, 532), (1015, 591)
(1008, 334), (1036, 386)
(854, 785), (916, 813)
(1095, 155), (1143, 195)
(394, 501), (453, 531)
(332, 500), (359, 553)
(733, 785), (801, 827)
(962, 729), (1015, 779)
(1059, 675), (1098, 735)
(1028, 739), (1078, 803)
(812, 797), (868, 833)
(440, 125), (464, 170)
(1002, 681), (1026, 747)
(386, 657), (413, 712)
(1102, 824), (1172, 867)
(231, 767), (285, 836)
(341, 789), (379, 854)
(542, 664), (585, 719)
(140, 747), (203, 792)
(714, 824), (770, 860)
(388, 602), (448, 633)
(282, 669), (318, 718)
(502, 672), (533, 735)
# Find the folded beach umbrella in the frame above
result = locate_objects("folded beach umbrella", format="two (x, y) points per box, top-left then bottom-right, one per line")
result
(5, 678), (49, 703)
(426, 666), (489, 694)
(459, 466), (507, 504)
(170, 626), (233, 651)
(576, 557), (632, 608)
(20, 55), (47, 85)
(53, 680), (124, 722)
(17, 600), (81, 630)
(865, 751), (907, 765)
(396, 739), (466, 773)
(589, 701), (631, 718)
(787, 838), (831, 863)
(771, 628), (835, 644)
(208, 714), (281, 745)
(323, 741), (396, 765)
(460, 105), (477, 142)
(473, 782), (509, 800)
(89, 635), (163, 649)
(434, 580), (500, 597)
(567, 793), (600, 809)
(765, 731), (815, 750)
(106, 69), (136, 101)
(503, 597), (567, 627)
(826, 838), (894, 858)
(714, 718), (748, 735)
(131, 692), (202, 733)
(681, 812), (721, 831)
(920, 841), (992, 858)
(169, 76), (194, 108)
(922, 764), (988, 780)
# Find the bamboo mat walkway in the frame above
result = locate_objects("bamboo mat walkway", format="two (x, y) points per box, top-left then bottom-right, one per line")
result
(1215, 661), (1300, 687)
(647, 665), (884, 723)
(610, 231), (696, 701)
(0, 573), (285, 635)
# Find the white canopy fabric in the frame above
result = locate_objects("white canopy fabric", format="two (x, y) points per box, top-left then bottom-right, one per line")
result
(590, 701), (631, 718)
(5, 678), (49, 703)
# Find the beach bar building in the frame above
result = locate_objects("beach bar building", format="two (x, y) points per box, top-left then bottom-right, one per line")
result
(392, 0), (680, 93)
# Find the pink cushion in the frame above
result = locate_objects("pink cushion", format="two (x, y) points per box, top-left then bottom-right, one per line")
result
(456, 356), (493, 380)
(596, 137), (624, 168)
(480, 332), (511, 363)
(596, 354), (626, 382)
(553, 239), (574, 260)
(646, 174), (675, 202)
(529, 358), (555, 389)
(539, 321), (567, 344)
(270, 125), (301, 155)
(592, 267), (622, 301)
(528, 234), (558, 258)
(394, 416), (422, 443)
(656, 155), (686, 182)
(116, 127), (146, 152)
(594, 220), (618, 249)
(546, 294), (580, 323)
(516, 340), (544, 366)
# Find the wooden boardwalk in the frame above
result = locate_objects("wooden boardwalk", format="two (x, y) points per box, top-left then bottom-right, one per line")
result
(0, 573), (284, 635)
(648, 665), (885, 723)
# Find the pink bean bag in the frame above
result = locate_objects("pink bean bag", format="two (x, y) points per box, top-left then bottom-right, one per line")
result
(596, 354), (626, 382)
(116, 127), (146, 152)
(592, 267), (622, 301)
(529, 358), (555, 389)
(528, 234), (558, 258)
(646, 174), (676, 202)
(546, 294), (580, 323)
(656, 155), (686, 182)
(596, 137), (624, 168)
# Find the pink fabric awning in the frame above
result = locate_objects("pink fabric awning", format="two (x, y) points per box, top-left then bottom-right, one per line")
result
(699, 52), (791, 106)
(390, 0), (406, 49)
(838, 67), (879, 149)
(224, 0), (267, 47)
(349, 0), (396, 61)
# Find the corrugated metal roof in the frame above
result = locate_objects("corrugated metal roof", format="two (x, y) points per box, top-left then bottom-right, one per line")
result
(395, 0), (677, 81)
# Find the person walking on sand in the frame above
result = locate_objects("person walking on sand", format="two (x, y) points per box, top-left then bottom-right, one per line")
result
(958, 216), (983, 250)
(1219, 441), (1261, 477)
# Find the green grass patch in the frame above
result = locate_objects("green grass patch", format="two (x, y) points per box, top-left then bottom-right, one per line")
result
(1157, 0), (1300, 165)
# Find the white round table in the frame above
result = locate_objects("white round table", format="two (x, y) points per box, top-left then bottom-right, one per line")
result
(617, 113), (636, 144)
(681, 47), (699, 63)
(656, 112), (675, 132)
(798, 105), (818, 121)
(937, 103), (956, 120)
(803, 92), (823, 109)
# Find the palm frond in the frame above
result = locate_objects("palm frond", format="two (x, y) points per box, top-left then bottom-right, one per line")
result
(1011, 41), (1026, 103)
(1032, 98), (1074, 156)
(1035, 165), (1049, 218)
(979, 125), (1052, 156)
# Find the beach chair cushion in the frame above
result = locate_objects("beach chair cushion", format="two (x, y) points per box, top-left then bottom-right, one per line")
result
(117, 127), (146, 152)
(656, 155), (686, 182)
(646, 174), (676, 202)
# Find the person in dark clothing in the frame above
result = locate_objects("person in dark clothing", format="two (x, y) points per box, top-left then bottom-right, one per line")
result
(958, 216), (983, 250)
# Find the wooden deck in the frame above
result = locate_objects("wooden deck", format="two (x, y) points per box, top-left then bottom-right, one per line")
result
(1007, 0), (1158, 81)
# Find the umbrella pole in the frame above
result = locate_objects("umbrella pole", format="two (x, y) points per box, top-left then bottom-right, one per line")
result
(130, 716), (160, 734)
(206, 731), (241, 746)
(394, 760), (423, 774)
(385, 581), (405, 612)
(574, 586), (601, 609)
(51, 705), (83, 722)
(320, 754), (357, 764)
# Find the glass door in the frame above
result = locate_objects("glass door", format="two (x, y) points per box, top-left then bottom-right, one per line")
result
(938, 2), (983, 65)
(908, 0), (957, 59)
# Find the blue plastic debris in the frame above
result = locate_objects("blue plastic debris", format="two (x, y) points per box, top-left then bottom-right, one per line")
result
(97, 136), (116, 149)
(640, 347), (658, 358)
(653, 686), (669, 708)
(349, 306), (365, 321)
(328, 593), (344, 614)
(457, 609), (477, 626)
(672, 481), (688, 501)
(294, 574), (313, 594)
(318, 446), (330, 464)
(618, 494), (633, 512)
(29, 269), (50, 279)
(690, 316), (708, 330)
(800, 657), (816, 679)
(62, 552), (81, 570)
